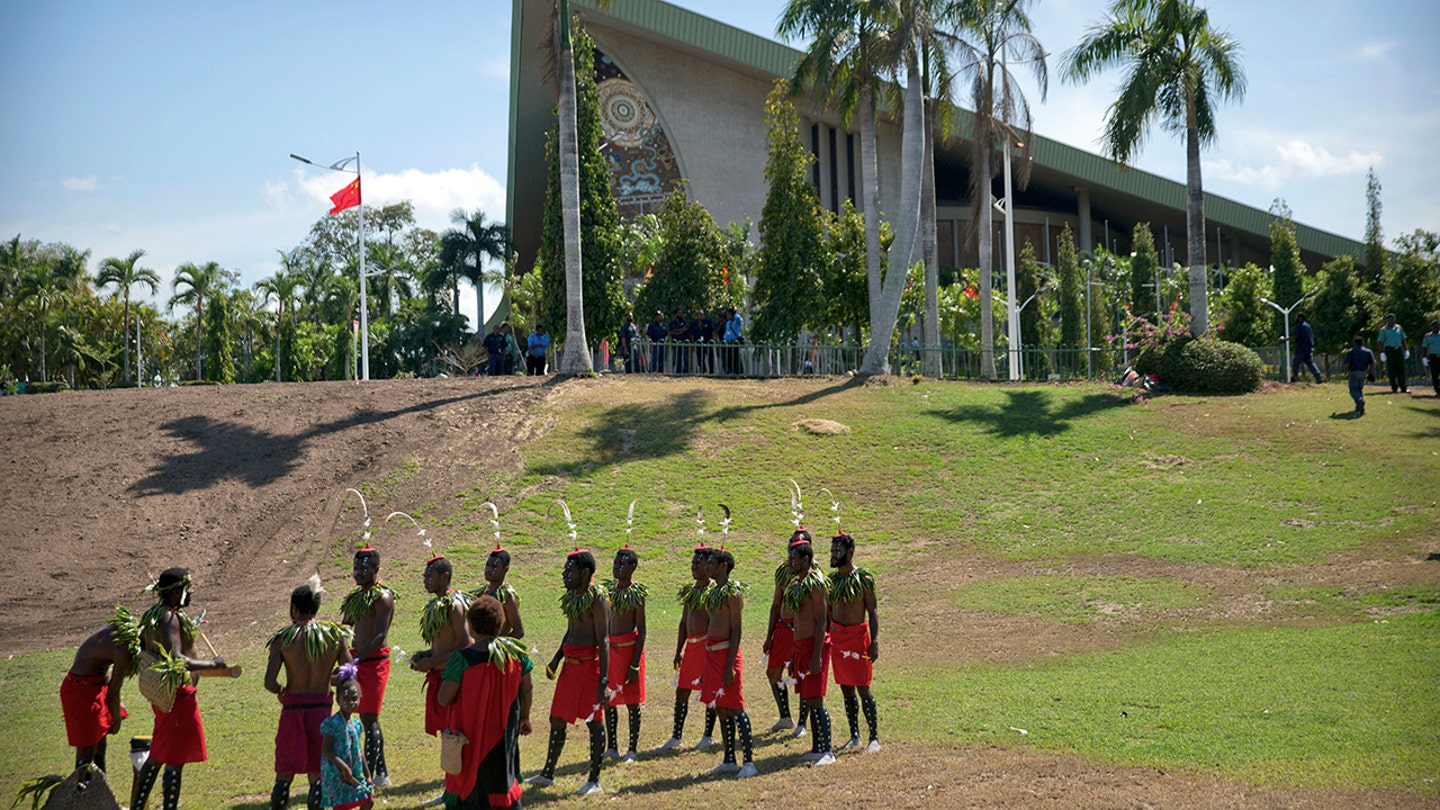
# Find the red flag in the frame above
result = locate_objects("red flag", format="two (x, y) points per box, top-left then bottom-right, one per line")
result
(329, 178), (361, 214)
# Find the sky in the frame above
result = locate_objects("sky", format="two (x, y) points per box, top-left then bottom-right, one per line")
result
(2, 0), (1437, 326)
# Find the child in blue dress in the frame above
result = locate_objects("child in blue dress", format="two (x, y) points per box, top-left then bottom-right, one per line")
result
(321, 665), (374, 810)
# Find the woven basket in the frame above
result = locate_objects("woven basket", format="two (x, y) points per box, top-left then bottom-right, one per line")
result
(439, 730), (468, 775)
(41, 765), (121, 810)
(136, 650), (176, 714)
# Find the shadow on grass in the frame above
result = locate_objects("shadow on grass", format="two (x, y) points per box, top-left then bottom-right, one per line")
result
(130, 385), (528, 497)
(1329, 410), (1364, 420)
(930, 389), (1130, 438)
(1401, 402), (1440, 439)
(528, 377), (863, 479)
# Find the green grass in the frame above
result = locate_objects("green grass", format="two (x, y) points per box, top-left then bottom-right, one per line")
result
(3, 380), (1438, 805)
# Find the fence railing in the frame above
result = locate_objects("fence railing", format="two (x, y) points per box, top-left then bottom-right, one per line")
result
(584, 339), (1431, 384)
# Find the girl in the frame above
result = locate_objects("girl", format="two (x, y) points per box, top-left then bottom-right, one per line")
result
(320, 665), (374, 810)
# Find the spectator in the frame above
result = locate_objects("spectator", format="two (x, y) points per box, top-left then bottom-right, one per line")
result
(483, 326), (505, 377)
(1279, 311), (1323, 383)
(645, 311), (669, 373)
(618, 313), (639, 373)
(1422, 320), (1440, 397)
(1376, 313), (1409, 394)
(721, 307), (744, 375)
(502, 323), (521, 375)
(527, 325), (550, 376)
(693, 309), (715, 374)
(669, 308), (691, 374)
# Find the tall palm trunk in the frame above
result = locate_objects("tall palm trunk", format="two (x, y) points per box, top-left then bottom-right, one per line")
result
(860, 44), (925, 376)
(556, 1), (592, 374)
(1185, 112), (1208, 334)
(922, 95), (940, 378)
(121, 294), (132, 386)
(977, 130), (996, 380)
(195, 300), (204, 381)
(859, 85), (883, 314)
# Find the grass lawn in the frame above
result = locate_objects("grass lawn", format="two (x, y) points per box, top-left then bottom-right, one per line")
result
(2, 378), (1437, 806)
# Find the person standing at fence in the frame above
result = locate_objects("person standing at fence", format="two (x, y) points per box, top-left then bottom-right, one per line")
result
(1342, 336), (1376, 416)
(693, 310), (715, 374)
(527, 325), (550, 376)
(1421, 320), (1440, 397)
(1377, 313), (1409, 394)
(483, 326), (506, 377)
(618, 313), (638, 373)
(669, 308), (692, 374)
(722, 308), (744, 376)
(1280, 311), (1324, 383)
(646, 311), (668, 373)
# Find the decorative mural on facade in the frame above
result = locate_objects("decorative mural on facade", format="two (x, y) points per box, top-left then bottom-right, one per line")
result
(594, 48), (682, 218)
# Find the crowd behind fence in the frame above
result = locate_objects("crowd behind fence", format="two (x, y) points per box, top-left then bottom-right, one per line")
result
(568, 337), (1433, 385)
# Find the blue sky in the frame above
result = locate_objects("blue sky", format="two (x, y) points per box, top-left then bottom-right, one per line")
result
(2, 0), (1436, 325)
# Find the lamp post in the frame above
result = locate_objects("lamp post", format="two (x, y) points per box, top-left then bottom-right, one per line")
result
(291, 151), (368, 381)
(1084, 258), (1105, 380)
(995, 286), (1047, 379)
(1261, 289), (1314, 383)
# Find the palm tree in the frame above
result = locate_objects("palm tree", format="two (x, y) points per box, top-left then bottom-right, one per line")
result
(170, 261), (226, 380)
(16, 263), (62, 381)
(439, 209), (512, 336)
(255, 269), (302, 381)
(97, 249), (160, 385)
(1062, 0), (1245, 334)
(943, 0), (1047, 380)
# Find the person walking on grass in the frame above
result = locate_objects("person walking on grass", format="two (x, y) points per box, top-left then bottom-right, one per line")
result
(1377, 313), (1409, 393)
(1279, 311), (1323, 383)
(1343, 336), (1377, 416)
(1420, 320), (1440, 397)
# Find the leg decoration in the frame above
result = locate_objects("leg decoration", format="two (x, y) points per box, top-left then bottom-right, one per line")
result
(671, 698), (689, 741)
(604, 705), (619, 754)
(812, 705), (832, 754)
(269, 779), (291, 810)
(364, 721), (389, 785)
(627, 705), (642, 754)
(703, 706), (717, 739)
(845, 692), (861, 742)
(307, 780), (322, 810)
(94, 739), (108, 773)
(797, 701), (810, 731)
(721, 715), (737, 765)
(735, 711), (754, 764)
(586, 722), (604, 784)
(771, 681), (791, 720)
(542, 724), (566, 779)
(862, 692), (879, 742)
(131, 760), (161, 810)
(160, 767), (182, 810)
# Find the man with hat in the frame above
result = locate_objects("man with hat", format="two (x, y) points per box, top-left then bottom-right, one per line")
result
(646, 311), (669, 373)
(1377, 313), (1409, 393)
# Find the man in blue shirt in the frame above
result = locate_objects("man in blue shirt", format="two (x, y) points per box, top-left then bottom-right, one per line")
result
(1420, 319), (1440, 397)
(692, 310), (715, 375)
(617, 313), (639, 374)
(721, 308), (744, 376)
(668, 309), (691, 374)
(483, 326), (506, 377)
(645, 311), (669, 373)
(527, 325), (551, 376)
(1342, 336), (1376, 415)
(1279, 311), (1323, 383)
(1376, 313), (1409, 393)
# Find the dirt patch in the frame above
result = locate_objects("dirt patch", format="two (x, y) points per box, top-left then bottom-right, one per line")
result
(794, 418), (851, 435)
(1141, 453), (1190, 469)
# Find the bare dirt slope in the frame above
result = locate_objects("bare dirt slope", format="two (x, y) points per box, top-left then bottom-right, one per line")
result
(0, 377), (550, 652)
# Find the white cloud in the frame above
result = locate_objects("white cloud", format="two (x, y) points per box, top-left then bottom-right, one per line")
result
(1349, 40), (1397, 62)
(1204, 140), (1381, 190)
(61, 176), (99, 191)
(292, 165), (506, 233)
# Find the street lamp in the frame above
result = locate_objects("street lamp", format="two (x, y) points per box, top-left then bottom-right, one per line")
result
(1084, 258), (1105, 380)
(993, 286), (1047, 379)
(1261, 288), (1315, 383)
(291, 151), (369, 381)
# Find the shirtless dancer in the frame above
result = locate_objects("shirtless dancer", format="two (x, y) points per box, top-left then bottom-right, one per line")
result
(265, 579), (354, 809)
(473, 543), (525, 640)
(603, 545), (647, 763)
(60, 606), (139, 773)
(132, 568), (229, 810)
(700, 547), (757, 777)
(340, 546), (395, 786)
(656, 544), (718, 750)
(787, 539), (835, 766)
(763, 528), (812, 736)
(410, 557), (472, 739)
(829, 532), (880, 753)
(531, 549), (609, 796)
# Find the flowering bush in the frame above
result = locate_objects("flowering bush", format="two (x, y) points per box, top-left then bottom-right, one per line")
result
(1129, 305), (1262, 394)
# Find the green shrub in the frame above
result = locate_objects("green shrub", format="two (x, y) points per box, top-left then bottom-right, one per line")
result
(25, 380), (70, 394)
(1175, 339), (1263, 393)
(180, 379), (221, 386)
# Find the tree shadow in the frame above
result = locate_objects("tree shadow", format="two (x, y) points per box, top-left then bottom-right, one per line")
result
(129, 387), (518, 497)
(929, 389), (1130, 438)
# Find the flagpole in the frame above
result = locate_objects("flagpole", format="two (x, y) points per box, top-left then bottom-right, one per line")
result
(356, 150), (368, 381)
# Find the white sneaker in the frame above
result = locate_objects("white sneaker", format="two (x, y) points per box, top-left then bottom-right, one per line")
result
(797, 750), (821, 763)
(836, 736), (861, 752)
(602, 747), (620, 760)
(620, 751), (638, 764)
(737, 762), (758, 778)
(811, 752), (837, 767)
(422, 795), (447, 806)
(790, 724), (808, 739)
(711, 761), (740, 774)
(767, 718), (795, 732)
(655, 737), (682, 751)
(526, 774), (554, 787)
(372, 773), (391, 788)
(865, 739), (881, 754)
(695, 734), (714, 749)
(575, 781), (603, 796)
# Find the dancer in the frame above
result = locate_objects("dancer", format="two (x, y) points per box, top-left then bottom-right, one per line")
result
(265, 577), (353, 810)
(763, 528), (812, 736)
(700, 547), (758, 777)
(320, 665), (373, 810)
(132, 568), (229, 810)
(787, 539), (834, 766)
(437, 596), (533, 809)
(340, 545), (395, 787)
(603, 545), (648, 763)
(829, 532), (880, 753)
(473, 543), (525, 640)
(656, 544), (718, 750)
(530, 549), (609, 796)
(410, 557), (472, 738)
(60, 606), (139, 773)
